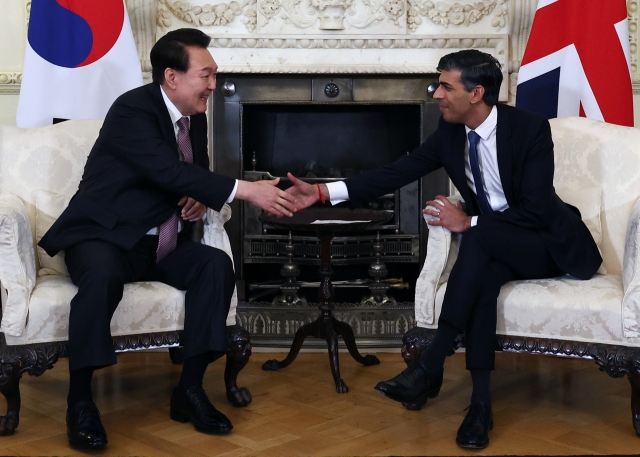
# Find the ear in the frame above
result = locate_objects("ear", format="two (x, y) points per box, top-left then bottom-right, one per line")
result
(470, 85), (485, 104)
(164, 68), (178, 90)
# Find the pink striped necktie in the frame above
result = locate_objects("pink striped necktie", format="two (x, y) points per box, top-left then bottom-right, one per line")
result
(156, 117), (193, 262)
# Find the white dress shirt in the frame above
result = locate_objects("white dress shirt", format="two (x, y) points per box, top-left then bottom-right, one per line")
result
(325, 105), (509, 227)
(147, 87), (238, 235)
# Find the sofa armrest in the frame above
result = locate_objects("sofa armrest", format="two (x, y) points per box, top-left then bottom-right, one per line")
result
(202, 204), (238, 326)
(623, 197), (640, 338)
(0, 194), (37, 337)
(414, 196), (461, 327)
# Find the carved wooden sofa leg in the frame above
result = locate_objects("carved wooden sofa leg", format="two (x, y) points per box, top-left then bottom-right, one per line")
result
(0, 340), (67, 435)
(399, 326), (461, 410)
(591, 344), (640, 437)
(165, 326), (253, 407)
(225, 324), (253, 407)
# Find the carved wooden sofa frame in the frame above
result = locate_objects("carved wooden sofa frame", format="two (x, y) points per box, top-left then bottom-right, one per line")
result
(403, 117), (640, 437)
(0, 326), (252, 435)
(0, 119), (253, 436)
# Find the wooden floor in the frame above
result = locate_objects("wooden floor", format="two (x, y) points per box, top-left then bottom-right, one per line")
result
(1, 349), (639, 456)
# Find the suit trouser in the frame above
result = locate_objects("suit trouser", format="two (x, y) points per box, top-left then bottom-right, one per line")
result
(438, 220), (564, 371)
(64, 233), (235, 372)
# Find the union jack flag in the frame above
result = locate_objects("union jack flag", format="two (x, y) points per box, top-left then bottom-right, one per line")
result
(516, 0), (633, 127)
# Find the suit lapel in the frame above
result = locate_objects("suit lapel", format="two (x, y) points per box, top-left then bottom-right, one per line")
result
(496, 105), (514, 206)
(189, 115), (203, 164)
(148, 83), (179, 153)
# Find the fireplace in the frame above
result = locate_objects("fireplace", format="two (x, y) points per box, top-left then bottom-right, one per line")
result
(212, 74), (449, 345)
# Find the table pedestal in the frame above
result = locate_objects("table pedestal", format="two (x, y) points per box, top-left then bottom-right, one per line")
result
(262, 229), (380, 393)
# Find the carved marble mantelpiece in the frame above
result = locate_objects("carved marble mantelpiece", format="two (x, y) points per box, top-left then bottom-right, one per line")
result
(150, 0), (512, 98)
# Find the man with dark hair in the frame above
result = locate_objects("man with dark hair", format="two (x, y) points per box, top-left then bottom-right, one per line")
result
(39, 28), (297, 450)
(285, 49), (601, 449)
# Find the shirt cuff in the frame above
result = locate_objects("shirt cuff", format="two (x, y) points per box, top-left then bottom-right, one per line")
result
(471, 216), (478, 227)
(326, 181), (349, 205)
(226, 179), (239, 203)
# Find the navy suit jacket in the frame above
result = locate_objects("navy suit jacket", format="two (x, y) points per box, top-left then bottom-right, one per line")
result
(39, 83), (236, 257)
(345, 104), (602, 280)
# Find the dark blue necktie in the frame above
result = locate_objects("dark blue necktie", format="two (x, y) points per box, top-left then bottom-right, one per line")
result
(468, 130), (492, 214)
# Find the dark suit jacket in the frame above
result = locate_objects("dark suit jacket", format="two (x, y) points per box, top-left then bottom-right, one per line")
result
(39, 83), (236, 257)
(345, 104), (602, 280)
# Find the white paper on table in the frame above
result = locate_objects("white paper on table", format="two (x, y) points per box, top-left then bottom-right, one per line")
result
(310, 220), (371, 224)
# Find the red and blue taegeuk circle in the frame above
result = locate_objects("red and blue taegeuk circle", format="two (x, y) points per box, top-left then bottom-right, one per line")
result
(28, 0), (124, 68)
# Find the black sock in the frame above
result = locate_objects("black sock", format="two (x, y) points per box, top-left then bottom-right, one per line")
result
(177, 351), (211, 392)
(470, 369), (491, 405)
(67, 367), (95, 407)
(419, 322), (459, 374)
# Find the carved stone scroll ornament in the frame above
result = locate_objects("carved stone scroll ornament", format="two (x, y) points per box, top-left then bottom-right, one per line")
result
(407, 0), (507, 32)
(158, 0), (258, 32)
(400, 326), (640, 436)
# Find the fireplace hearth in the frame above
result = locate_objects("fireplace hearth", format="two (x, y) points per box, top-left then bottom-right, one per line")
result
(212, 74), (449, 346)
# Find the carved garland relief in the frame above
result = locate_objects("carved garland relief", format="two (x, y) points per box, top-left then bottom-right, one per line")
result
(158, 0), (258, 31)
(157, 0), (507, 32)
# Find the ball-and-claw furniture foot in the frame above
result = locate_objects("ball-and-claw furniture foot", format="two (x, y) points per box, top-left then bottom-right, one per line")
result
(225, 324), (253, 407)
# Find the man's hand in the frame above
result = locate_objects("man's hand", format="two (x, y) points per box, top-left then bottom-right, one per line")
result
(178, 196), (207, 221)
(423, 195), (472, 233)
(236, 178), (297, 217)
(284, 173), (323, 211)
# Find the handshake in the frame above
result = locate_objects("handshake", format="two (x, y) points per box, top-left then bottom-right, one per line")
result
(236, 172), (330, 217)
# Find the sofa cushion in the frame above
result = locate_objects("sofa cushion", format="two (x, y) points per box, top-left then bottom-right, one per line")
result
(34, 189), (70, 276)
(11, 275), (186, 345)
(428, 274), (632, 346)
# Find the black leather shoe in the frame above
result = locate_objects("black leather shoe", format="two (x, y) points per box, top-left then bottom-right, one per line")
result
(374, 364), (443, 407)
(66, 401), (108, 450)
(170, 386), (233, 434)
(456, 403), (493, 449)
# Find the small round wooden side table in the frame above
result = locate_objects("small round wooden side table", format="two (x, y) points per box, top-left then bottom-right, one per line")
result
(260, 208), (392, 393)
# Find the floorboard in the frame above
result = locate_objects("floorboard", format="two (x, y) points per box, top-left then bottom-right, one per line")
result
(2, 350), (638, 456)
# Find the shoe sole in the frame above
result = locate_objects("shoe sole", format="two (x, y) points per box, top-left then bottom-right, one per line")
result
(373, 385), (440, 407)
(455, 437), (489, 449)
(170, 410), (233, 435)
(68, 436), (108, 450)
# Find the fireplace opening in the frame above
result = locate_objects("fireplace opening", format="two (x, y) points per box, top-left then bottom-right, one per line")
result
(242, 103), (421, 178)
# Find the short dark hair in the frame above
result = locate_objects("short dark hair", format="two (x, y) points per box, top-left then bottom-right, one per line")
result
(151, 28), (212, 84)
(437, 50), (503, 106)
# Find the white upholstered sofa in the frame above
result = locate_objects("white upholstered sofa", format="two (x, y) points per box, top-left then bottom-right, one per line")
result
(0, 119), (252, 436)
(403, 117), (640, 436)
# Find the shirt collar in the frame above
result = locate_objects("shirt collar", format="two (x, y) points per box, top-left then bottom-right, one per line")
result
(464, 105), (497, 141)
(159, 85), (190, 130)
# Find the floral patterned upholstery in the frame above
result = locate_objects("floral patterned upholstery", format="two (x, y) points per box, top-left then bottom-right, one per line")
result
(0, 120), (238, 344)
(415, 117), (640, 346)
